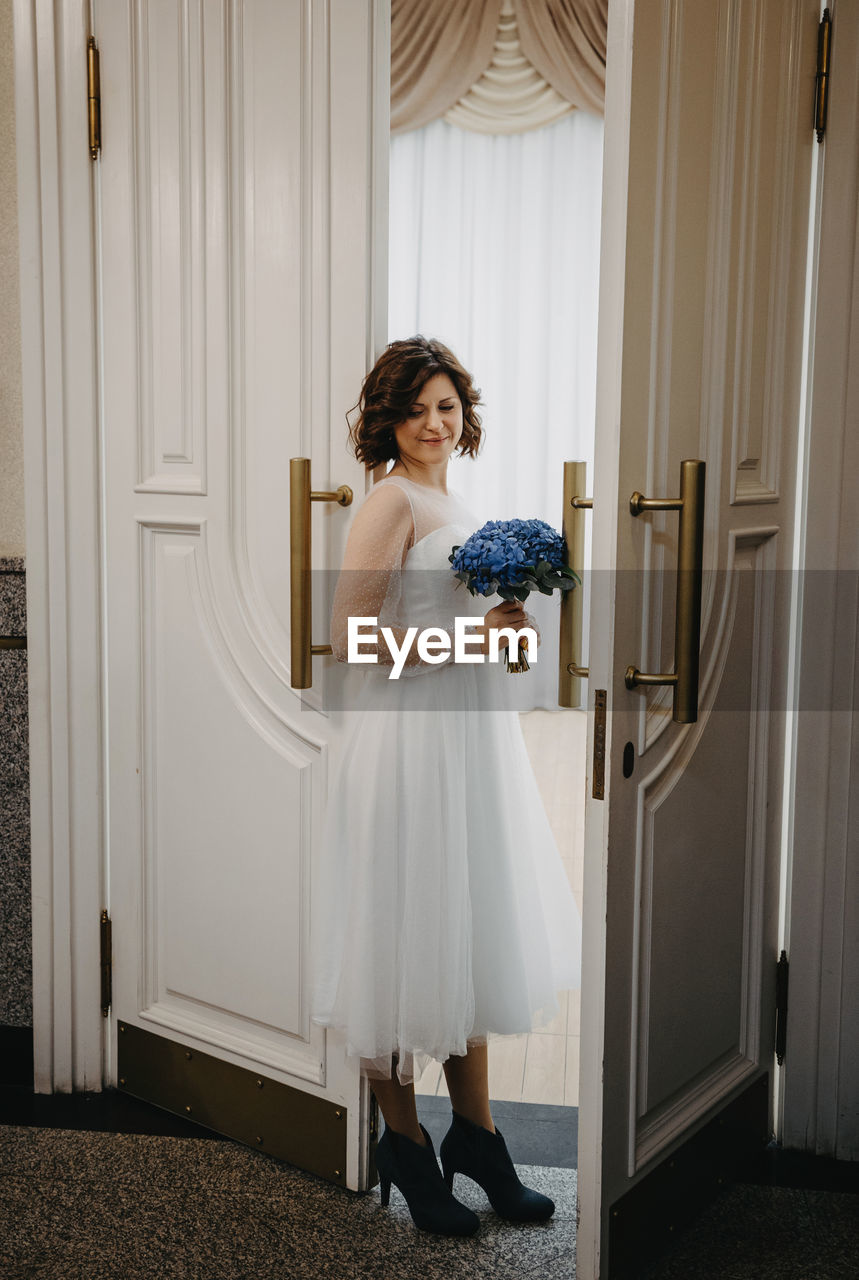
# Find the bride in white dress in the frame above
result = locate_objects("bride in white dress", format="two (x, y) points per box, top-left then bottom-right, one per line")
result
(310, 337), (581, 1236)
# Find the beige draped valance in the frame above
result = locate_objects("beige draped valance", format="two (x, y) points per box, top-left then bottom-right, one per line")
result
(391, 0), (503, 134)
(391, 0), (608, 135)
(516, 0), (608, 119)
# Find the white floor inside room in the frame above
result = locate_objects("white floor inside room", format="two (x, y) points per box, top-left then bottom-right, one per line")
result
(415, 706), (586, 1107)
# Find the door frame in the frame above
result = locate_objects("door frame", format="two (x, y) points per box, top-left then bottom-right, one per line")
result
(15, 0), (104, 1093)
(575, 0), (633, 1265)
(781, 0), (859, 1163)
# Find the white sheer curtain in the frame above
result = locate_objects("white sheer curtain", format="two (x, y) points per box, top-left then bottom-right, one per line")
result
(388, 112), (603, 709)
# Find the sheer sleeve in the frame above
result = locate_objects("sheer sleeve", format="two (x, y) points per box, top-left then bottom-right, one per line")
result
(329, 482), (464, 676)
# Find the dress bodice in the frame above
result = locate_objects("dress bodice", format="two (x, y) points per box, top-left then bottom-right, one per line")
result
(328, 473), (490, 672)
(374, 476), (488, 630)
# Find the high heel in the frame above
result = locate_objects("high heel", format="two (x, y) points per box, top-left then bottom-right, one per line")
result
(440, 1110), (555, 1222)
(375, 1122), (480, 1236)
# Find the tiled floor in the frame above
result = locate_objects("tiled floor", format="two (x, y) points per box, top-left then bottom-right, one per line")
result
(0, 1123), (577, 1280)
(2, 1119), (858, 1280)
(640, 1181), (859, 1279)
(415, 707), (586, 1109)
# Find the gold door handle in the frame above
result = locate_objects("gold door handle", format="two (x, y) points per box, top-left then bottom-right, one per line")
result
(625, 459), (705, 724)
(559, 460), (592, 708)
(290, 457), (353, 690)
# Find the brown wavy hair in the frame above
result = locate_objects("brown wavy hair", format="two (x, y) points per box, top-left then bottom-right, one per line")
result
(348, 336), (483, 470)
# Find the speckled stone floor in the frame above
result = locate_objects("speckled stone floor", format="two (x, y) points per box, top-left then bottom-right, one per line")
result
(0, 1124), (576, 1280)
(2, 1120), (859, 1279)
(641, 1181), (859, 1280)
(0, 562), (32, 1029)
(1, 1121), (859, 1280)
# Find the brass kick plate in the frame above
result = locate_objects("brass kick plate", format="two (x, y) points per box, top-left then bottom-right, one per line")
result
(117, 1021), (347, 1185)
(592, 690), (606, 800)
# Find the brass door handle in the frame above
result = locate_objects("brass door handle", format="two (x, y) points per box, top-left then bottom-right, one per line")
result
(559, 460), (592, 708)
(289, 457), (353, 690)
(625, 459), (705, 724)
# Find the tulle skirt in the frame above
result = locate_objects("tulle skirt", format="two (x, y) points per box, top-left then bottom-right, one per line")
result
(309, 659), (582, 1086)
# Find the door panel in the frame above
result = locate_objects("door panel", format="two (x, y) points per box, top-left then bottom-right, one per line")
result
(636, 534), (778, 1161)
(140, 521), (313, 1073)
(97, 0), (386, 1190)
(579, 0), (817, 1273)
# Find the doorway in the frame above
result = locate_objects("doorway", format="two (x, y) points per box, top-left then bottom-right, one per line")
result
(15, 2), (831, 1276)
(388, 22), (604, 1114)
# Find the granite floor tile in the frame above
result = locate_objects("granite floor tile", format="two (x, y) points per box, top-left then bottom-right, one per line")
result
(0, 641), (32, 1028)
(0, 567), (27, 634)
(640, 1182), (859, 1280)
(3, 1123), (857, 1279)
(0, 1125), (576, 1280)
(0, 650), (30, 762)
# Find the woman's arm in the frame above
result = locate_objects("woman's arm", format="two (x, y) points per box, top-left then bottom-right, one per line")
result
(329, 484), (456, 675)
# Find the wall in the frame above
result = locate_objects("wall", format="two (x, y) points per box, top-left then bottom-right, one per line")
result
(0, 0), (32, 1026)
(1, 0), (24, 559)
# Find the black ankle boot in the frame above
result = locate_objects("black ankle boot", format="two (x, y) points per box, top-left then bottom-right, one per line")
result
(440, 1110), (555, 1222)
(376, 1122), (480, 1236)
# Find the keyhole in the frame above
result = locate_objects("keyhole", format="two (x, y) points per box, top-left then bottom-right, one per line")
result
(623, 741), (635, 778)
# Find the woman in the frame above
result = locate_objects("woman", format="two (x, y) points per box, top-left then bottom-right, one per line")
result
(310, 336), (581, 1237)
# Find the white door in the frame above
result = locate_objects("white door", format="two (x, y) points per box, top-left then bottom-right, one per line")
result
(577, 0), (818, 1274)
(96, 0), (387, 1191)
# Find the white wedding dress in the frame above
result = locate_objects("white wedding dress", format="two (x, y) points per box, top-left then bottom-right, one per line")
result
(310, 473), (582, 1085)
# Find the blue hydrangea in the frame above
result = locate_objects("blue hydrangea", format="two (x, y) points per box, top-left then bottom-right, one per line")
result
(450, 517), (578, 602)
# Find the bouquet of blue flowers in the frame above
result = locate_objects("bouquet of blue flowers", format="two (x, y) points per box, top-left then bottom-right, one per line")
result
(449, 518), (579, 672)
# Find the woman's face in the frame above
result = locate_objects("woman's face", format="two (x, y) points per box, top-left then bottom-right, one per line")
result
(392, 372), (463, 469)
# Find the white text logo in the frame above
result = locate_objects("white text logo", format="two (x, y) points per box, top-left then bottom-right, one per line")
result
(346, 616), (537, 679)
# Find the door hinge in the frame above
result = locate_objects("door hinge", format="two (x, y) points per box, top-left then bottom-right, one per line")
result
(814, 8), (832, 143)
(87, 37), (101, 160)
(100, 909), (112, 1016)
(592, 689), (607, 800)
(775, 949), (789, 1064)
